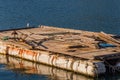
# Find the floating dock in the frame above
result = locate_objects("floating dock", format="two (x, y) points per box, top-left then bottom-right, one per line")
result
(0, 25), (120, 77)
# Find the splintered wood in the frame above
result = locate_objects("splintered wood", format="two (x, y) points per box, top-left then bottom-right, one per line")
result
(0, 26), (120, 60)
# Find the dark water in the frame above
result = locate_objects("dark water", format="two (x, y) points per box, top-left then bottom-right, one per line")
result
(0, 0), (120, 34)
(0, 0), (120, 80)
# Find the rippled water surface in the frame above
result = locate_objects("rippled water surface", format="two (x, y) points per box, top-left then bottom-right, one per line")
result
(0, 0), (120, 80)
(0, 65), (48, 80)
(0, 0), (120, 34)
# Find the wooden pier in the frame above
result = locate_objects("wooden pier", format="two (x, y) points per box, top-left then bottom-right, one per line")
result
(0, 25), (120, 77)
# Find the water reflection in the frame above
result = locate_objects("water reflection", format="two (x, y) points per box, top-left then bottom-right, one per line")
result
(0, 54), (120, 80)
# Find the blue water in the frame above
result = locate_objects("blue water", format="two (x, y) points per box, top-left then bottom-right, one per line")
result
(0, 0), (120, 34)
(0, 64), (49, 80)
(0, 0), (120, 80)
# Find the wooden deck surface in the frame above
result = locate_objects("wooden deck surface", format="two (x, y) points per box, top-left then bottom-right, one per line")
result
(0, 26), (120, 60)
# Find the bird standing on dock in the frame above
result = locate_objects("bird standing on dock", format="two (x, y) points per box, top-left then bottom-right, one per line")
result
(27, 23), (30, 28)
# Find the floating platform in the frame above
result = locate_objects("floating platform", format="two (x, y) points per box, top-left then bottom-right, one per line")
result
(0, 25), (120, 77)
